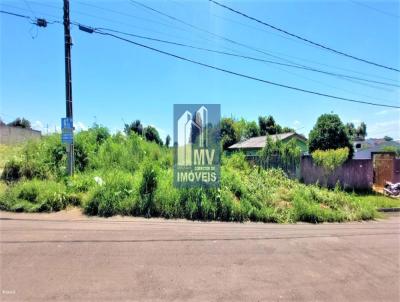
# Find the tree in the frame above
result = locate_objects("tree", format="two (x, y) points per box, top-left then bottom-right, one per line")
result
(345, 121), (367, 141)
(281, 126), (295, 133)
(345, 122), (356, 139)
(355, 122), (367, 140)
(220, 118), (239, 150)
(143, 126), (163, 145)
(165, 134), (171, 147)
(7, 117), (31, 129)
(124, 120), (143, 136)
(384, 136), (393, 141)
(258, 115), (277, 135)
(233, 118), (247, 140)
(244, 121), (260, 138)
(308, 114), (354, 159)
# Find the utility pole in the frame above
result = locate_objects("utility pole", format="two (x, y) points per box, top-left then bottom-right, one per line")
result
(63, 0), (74, 175)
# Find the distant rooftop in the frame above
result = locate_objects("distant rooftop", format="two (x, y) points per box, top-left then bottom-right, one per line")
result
(228, 132), (306, 149)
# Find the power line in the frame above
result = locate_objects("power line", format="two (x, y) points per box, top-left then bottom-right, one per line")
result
(128, 0), (305, 67)
(1, 8), (398, 109)
(0, 8), (61, 25)
(22, 0), (36, 18)
(208, 0), (400, 72)
(96, 26), (399, 88)
(128, 1), (398, 84)
(348, 0), (400, 19)
(0, 9), (32, 20)
(78, 26), (400, 109)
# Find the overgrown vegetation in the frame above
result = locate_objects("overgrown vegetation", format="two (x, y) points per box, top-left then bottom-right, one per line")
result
(312, 147), (349, 187)
(0, 126), (396, 222)
(220, 115), (295, 150)
(308, 114), (354, 159)
(258, 137), (302, 177)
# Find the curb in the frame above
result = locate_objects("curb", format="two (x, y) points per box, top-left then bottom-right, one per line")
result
(377, 208), (400, 213)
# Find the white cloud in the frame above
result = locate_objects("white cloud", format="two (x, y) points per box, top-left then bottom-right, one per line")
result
(350, 119), (361, 127)
(150, 124), (169, 138)
(376, 108), (400, 116)
(376, 110), (388, 116)
(32, 120), (44, 132)
(368, 120), (400, 139)
(75, 121), (88, 132)
(293, 120), (301, 129)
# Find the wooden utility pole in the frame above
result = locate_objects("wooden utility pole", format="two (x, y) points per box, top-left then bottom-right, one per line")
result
(63, 0), (74, 175)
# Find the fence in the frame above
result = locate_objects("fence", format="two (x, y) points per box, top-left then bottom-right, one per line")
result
(247, 155), (300, 179)
(0, 125), (41, 144)
(246, 153), (399, 191)
(300, 156), (373, 190)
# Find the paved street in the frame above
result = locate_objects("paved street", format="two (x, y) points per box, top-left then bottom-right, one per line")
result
(0, 209), (399, 302)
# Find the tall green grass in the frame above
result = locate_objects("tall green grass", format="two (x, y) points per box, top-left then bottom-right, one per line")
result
(0, 128), (392, 222)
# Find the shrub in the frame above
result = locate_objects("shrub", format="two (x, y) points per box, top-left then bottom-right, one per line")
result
(312, 147), (349, 187)
(312, 148), (349, 173)
(1, 158), (22, 182)
(67, 173), (97, 193)
(139, 163), (158, 217)
(0, 180), (73, 212)
(84, 171), (138, 217)
(154, 169), (181, 218)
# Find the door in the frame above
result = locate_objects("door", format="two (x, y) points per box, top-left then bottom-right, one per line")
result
(373, 153), (394, 187)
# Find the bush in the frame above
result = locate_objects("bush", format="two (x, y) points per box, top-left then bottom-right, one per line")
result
(84, 171), (139, 217)
(0, 180), (74, 212)
(1, 158), (22, 182)
(154, 169), (181, 218)
(312, 148), (349, 173)
(139, 163), (158, 217)
(312, 147), (349, 187)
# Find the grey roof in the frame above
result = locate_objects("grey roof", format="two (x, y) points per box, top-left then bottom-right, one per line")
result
(228, 132), (306, 149)
(353, 140), (400, 159)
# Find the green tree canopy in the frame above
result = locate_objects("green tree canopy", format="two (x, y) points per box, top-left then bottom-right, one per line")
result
(124, 120), (143, 136)
(7, 117), (31, 129)
(221, 117), (239, 150)
(258, 115), (277, 135)
(244, 121), (260, 138)
(345, 121), (367, 141)
(165, 134), (171, 147)
(355, 122), (367, 140)
(143, 126), (163, 145)
(309, 114), (354, 159)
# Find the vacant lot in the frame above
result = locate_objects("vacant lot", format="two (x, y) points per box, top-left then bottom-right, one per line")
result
(1, 209), (399, 301)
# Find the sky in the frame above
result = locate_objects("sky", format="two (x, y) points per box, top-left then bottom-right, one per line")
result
(1, 0), (399, 140)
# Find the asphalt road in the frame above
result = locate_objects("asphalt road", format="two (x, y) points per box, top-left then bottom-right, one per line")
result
(1, 209), (399, 302)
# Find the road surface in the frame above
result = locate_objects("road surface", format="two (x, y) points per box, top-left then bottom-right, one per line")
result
(1, 209), (399, 301)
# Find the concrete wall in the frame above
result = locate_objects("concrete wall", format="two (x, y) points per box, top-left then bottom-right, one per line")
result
(300, 156), (373, 190)
(0, 125), (41, 144)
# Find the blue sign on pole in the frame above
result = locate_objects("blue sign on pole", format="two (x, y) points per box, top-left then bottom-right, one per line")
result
(61, 117), (73, 130)
(61, 117), (73, 144)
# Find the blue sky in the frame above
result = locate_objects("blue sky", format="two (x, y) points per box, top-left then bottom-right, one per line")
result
(1, 0), (399, 140)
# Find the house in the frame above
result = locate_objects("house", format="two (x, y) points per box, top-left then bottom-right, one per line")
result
(228, 132), (308, 157)
(353, 138), (400, 159)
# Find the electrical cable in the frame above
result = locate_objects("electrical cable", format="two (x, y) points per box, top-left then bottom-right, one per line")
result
(83, 27), (400, 109)
(208, 0), (399, 72)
